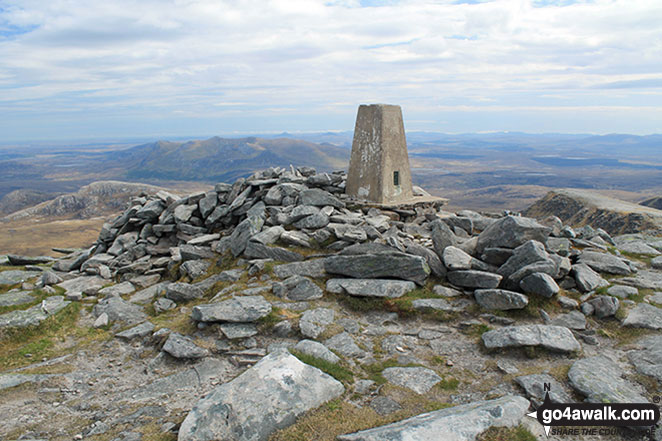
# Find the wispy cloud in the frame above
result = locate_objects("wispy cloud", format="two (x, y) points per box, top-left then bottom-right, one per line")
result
(0, 0), (660, 140)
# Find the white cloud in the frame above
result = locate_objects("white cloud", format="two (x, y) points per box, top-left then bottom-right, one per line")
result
(0, 0), (661, 139)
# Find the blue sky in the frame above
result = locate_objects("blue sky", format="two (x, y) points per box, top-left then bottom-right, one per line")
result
(0, 0), (660, 141)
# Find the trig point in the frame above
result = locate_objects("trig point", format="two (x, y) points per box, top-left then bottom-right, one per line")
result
(346, 104), (414, 204)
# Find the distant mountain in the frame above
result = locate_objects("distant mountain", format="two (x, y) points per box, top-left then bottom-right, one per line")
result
(114, 136), (349, 183)
(0, 189), (57, 215)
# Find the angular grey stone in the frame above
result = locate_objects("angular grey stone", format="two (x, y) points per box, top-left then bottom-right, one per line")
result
(433, 285), (463, 297)
(476, 215), (551, 254)
(294, 339), (341, 364)
(607, 285), (639, 299)
(288, 205), (320, 223)
(618, 241), (661, 256)
(619, 270), (662, 290)
(135, 199), (165, 220)
(243, 241), (304, 262)
(192, 296), (272, 323)
(205, 204), (230, 226)
(116, 321), (155, 340)
(130, 282), (168, 304)
(0, 290), (34, 307)
(546, 237), (572, 256)
(273, 275), (323, 301)
(180, 260), (211, 279)
(154, 297), (176, 313)
(194, 269), (244, 292)
(280, 230), (311, 248)
(571, 263), (609, 292)
(177, 349), (344, 441)
(474, 289), (528, 310)
(578, 251), (631, 275)
(198, 192), (218, 218)
(165, 282), (204, 302)
(497, 240), (549, 279)
(163, 332), (209, 359)
(53, 249), (90, 272)
(273, 259), (326, 279)
(230, 215), (265, 257)
(551, 310), (586, 330)
(515, 374), (573, 407)
(587, 295), (619, 319)
(558, 296), (579, 309)
(482, 325), (581, 353)
(327, 223), (367, 242)
(507, 259), (558, 289)
(93, 297), (146, 324)
(174, 204), (197, 223)
(627, 335), (662, 382)
(220, 323), (258, 339)
(519, 273), (559, 298)
(324, 332), (366, 358)
(404, 242), (446, 278)
(652, 256), (662, 269)
(299, 307), (335, 339)
(442, 246), (474, 271)
(337, 395), (530, 441)
(56, 275), (105, 296)
(324, 254), (430, 285)
(447, 270), (502, 289)
(293, 212), (330, 230)
(228, 186), (252, 212)
(179, 244), (216, 261)
(0, 296), (70, 328)
(430, 219), (457, 257)
(568, 356), (647, 403)
(340, 242), (401, 255)
(40, 271), (63, 286)
(480, 247), (513, 266)
(326, 278), (415, 298)
(622, 303), (662, 329)
(98, 281), (135, 297)
(299, 188), (345, 208)
(187, 233), (221, 246)
(382, 366), (441, 394)
(250, 226), (285, 245)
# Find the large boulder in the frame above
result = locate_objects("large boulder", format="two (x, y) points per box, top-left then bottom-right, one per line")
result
(272, 275), (323, 301)
(622, 303), (662, 330)
(476, 215), (551, 254)
(93, 297), (147, 324)
(337, 395), (529, 441)
(482, 325), (581, 353)
(324, 254), (430, 285)
(447, 270), (502, 289)
(577, 251), (631, 275)
(177, 349), (344, 441)
(571, 263), (608, 292)
(474, 289), (528, 310)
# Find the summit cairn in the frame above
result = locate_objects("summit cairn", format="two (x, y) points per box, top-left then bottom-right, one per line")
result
(346, 104), (414, 204)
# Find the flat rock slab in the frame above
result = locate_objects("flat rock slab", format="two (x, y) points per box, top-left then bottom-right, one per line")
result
(515, 374), (573, 407)
(571, 264), (608, 293)
(411, 298), (455, 312)
(622, 303), (662, 330)
(474, 289), (528, 310)
(627, 335), (662, 382)
(57, 275), (106, 296)
(447, 270), (502, 289)
(220, 323), (258, 339)
(326, 278), (415, 298)
(568, 356), (647, 403)
(619, 270), (662, 290)
(0, 290), (34, 307)
(551, 310), (587, 330)
(482, 325), (581, 353)
(324, 254), (430, 285)
(192, 296), (272, 323)
(324, 332), (367, 358)
(0, 296), (70, 328)
(163, 333), (209, 359)
(577, 251), (631, 275)
(98, 281), (135, 297)
(338, 395), (530, 441)
(382, 367), (441, 394)
(178, 349), (344, 441)
(93, 297), (147, 325)
(115, 321), (155, 340)
(273, 259), (326, 279)
(7, 254), (55, 265)
(273, 275), (323, 301)
(0, 270), (40, 286)
(0, 373), (55, 391)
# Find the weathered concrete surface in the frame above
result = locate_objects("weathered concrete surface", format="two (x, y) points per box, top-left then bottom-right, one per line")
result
(346, 104), (413, 204)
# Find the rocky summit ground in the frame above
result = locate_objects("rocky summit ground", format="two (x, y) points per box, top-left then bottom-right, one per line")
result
(0, 166), (661, 441)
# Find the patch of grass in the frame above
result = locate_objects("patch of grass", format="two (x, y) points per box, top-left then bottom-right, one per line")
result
(462, 323), (492, 339)
(290, 349), (354, 383)
(137, 421), (178, 441)
(548, 363), (572, 383)
(0, 288), (54, 315)
(19, 362), (75, 375)
(597, 320), (653, 347)
(619, 251), (653, 266)
(258, 307), (284, 331)
(436, 376), (460, 391)
(0, 302), (113, 370)
(477, 424), (537, 441)
(361, 358), (403, 385)
(595, 285), (609, 295)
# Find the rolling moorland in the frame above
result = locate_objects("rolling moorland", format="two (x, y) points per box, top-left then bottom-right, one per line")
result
(1, 132), (661, 255)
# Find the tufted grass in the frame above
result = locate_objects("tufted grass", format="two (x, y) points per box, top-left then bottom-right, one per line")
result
(290, 349), (354, 383)
(477, 424), (537, 441)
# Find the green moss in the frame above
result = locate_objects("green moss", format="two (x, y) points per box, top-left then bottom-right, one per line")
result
(437, 376), (459, 391)
(290, 349), (354, 383)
